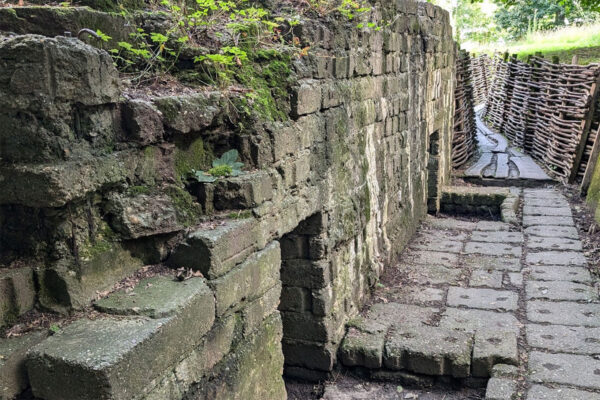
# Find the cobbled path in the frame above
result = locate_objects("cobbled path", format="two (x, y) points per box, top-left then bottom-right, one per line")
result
(323, 187), (600, 400)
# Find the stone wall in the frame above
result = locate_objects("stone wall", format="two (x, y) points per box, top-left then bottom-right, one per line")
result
(0, 1), (455, 398)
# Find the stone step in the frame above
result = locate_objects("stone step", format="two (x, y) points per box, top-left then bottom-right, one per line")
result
(0, 331), (47, 400)
(0, 267), (36, 327)
(27, 276), (215, 400)
(339, 303), (518, 380)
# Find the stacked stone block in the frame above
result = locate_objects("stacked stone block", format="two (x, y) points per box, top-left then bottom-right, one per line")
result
(0, 0), (456, 398)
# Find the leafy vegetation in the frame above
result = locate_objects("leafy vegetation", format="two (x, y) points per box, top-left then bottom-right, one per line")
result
(192, 149), (244, 183)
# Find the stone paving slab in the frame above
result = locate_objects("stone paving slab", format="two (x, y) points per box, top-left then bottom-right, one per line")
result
(472, 330), (518, 377)
(523, 189), (563, 198)
(523, 197), (569, 208)
(383, 325), (473, 378)
(525, 281), (597, 301)
(465, 152), (493, 177)
(475, 221), (512, 231)
(507, 272), (523, 287)
(464, 242), (522, 258)
(527, 384), (600, 400)
(485, 378), (517, 400)
(367, 303), (440, 328)
(439, 308), (520, 334)
(463, 255), (521, 272)
(402, 250), (459, 266)
(526, 251), (587, 266)
(410, 240), (463, 254)
(425, 216), (477, 231)
(416, 230), (469, 242)
(526, 324), (600, 355)
(384, 286), (445, 305)
(526, 236), (583, 251)
(447, 287), (518, 311)
(470, 270), (503, 288)
(471, 231), (524, 244)
(524, 225), (579, 239)
(395, 263), (462, 285)
(529, 265), (592, 283)
(522, 206), (572, 216)
(528, 351), (600, 390)
(522, 215), (575, 227)
(340, 327), (386, 369)
(527, 301), (600, 327)
(511, 157), (551, 180)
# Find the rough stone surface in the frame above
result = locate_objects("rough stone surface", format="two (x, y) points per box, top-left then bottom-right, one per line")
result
(526, 236), (582, 251)
(522, 215), (574, 227)
(485, 378), (516, 400)
(470, 269), (504, 288)
(471, 231), (523, 243)
(0, 331), (47, 400)
(464, 242), (522, 257)
(526, 251), (587, 266)
(524, 225), (579, 239)
(447, 287), (518, 311)
(463, 255), (521, 272)
(527, 385), (600, 400)
(529, 265), (592, 282)
(526, 324), (600, 354)
(525, 280), (597, 301)
(167, 219), (260, 279)
(528, 351), (600, 389)
(383, 325), (473, 378)
(472, 330), (518, 377)
(94, 276), (212, 318)
(439, 308), (520, 334)
(527, 301), (600, 326)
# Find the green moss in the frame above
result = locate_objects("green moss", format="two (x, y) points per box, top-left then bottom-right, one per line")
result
(164, 185), (202, 227)
(128, 185), (151, 196)
(174, 137), (213, 182)
(227, 210), (253, 219)
(232, 50), (294, 121)
(208, 165), (233, 177)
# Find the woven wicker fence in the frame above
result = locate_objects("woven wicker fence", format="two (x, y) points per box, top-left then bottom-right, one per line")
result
(452, 50), (478, 168)
(481, 54), (600, 184)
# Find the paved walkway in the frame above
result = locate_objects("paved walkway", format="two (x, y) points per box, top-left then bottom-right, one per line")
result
(325, 187), (600, 399)
(463, 109), (552, 183)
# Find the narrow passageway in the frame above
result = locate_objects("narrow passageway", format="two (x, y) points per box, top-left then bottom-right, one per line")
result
(321, 115), (600, 400)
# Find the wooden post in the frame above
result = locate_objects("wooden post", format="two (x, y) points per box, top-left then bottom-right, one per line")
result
(569, 75), (600, 183)
(572, 55), (579, 65)
(581, 125), (600, 194)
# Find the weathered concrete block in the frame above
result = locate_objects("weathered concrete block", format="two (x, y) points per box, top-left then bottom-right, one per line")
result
(384, 325), (474, 378)
(213, 171), (274, 210)
(106, 193), (183, 239)
(282, 339), (336, 371)
(485, 378), (516, 400)
(0, 331), (47, 400)
(472, 330), (518, 377)
(280, 286), (312, 312)
(291, 81), (322, 116)
(209, 241), (280, 316)
(280, 259), (331, 289)
(0, 149), (157, 208)
(121, 99), (164, 145)
(0, 267), (36, 326)
(153, 92), (222, 134)
(339, 325), (386, 369)
(28, 277), (215, 400)
(242, 283), (281, 336)
(167, 218), (260, 279)
(94, 276), (213, 318)
(186, 313), (286, 400)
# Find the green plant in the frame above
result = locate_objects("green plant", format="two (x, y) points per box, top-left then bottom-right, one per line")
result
(49, 324), (61, 334)
(192, 149), (244, 182)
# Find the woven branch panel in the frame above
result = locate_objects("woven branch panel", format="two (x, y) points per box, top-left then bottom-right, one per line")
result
(452, 51), (477, 168)
(481, 55), (600, 181)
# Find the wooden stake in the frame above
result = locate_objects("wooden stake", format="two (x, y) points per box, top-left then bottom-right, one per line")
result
(569, 76), (600, 183)
(581, 125), (600, 194)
